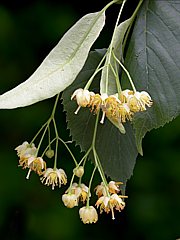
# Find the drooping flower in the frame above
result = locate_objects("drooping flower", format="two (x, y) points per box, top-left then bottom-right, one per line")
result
(71, 88), (95, 114)
(108, 181), (122, 194)
(89, 93), (108, 115)
(120, 89), (134, 103)
(95, 181), (122, 197)
(69, 182), (89, 203)
(15, 141), (37, 158)
(26, 156), (46, 179)
(16, 141), (38, 172)
(127, 91), (153, 112)
(138, 91), (153, 109)
(95, 182), (108, 198)
(41, 168), (67, 190)
(79, 206), (98, 224)
(96, 194), (126, 220)
(62, 193), (78, 208)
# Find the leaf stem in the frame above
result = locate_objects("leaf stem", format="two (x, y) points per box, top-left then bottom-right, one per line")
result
(58, 137), (78, 166)
(109, 63), (122, 93)
(101, 0), (121, 13)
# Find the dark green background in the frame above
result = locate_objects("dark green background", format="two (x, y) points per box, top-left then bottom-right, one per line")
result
(0, 0), (179, 239)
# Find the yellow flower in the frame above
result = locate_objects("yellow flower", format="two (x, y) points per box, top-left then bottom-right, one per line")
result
(71, 88), (95, 114)
(127, 91), (153, 112)
(95, 181), (122, 197)
(62, 193), (78, 208)
(89, 93), (108, 115)
(138, 91), (153, 108)
(96, 194), (126, 220)
(108, 181), (122, 194)
(102, 94), (120, 122)
(120, 89), (134, 103)
(127, 94), (141, 112)
(117, 103), (133, 123)
(15, 141), (36, 158)
(79, 206), (98, 224)
(26, 157), (46, 179)
(95, 182), (108, 198)
(69, 183), (89, 203)
(41, 168), (67, 190)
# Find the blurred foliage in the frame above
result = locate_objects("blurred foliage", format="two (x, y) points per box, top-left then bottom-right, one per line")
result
(0, 1), (179, 240)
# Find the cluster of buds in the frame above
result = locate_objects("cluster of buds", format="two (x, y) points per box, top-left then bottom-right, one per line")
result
(71, 88), (153, 132)
(15, 142), (67, 189)
(95, 181), (127, 220)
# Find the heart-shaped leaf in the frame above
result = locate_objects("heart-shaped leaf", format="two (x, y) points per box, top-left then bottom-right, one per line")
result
(123, 0), (180, 154)
(0, 11), (105, 109)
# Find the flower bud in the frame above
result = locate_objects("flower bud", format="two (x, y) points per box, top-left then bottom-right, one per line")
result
(71, 88), (94, 107)
(73, 166), (84, 178)
(45, 149), (54, 158)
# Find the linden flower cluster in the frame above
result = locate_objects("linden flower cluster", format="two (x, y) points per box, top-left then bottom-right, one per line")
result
(15, 141), (67, 188)
(71, 88), (153, 131)
(95, 181), (127, 220)
(61, 179), (126, 224)
(61, 171), (99, 224)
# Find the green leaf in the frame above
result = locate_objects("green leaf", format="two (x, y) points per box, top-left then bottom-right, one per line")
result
(62, 50), (138, 186)
(100, 18), (132, 95)
(123, 0), (180, 154)
(0, 11), (105, 109)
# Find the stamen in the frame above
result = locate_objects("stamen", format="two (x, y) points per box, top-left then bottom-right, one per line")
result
(100, 111), (106, 124)
(74, 106), (81, 115)
(26, 169), (31, 179)
(111, 206), (115, 220)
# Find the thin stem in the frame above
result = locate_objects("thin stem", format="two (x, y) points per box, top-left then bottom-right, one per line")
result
(30, 94), (60, 146)
(36, 122), (50, 154)
(52, 118), (59, 169)
(30, 121), (48, 144)
(51, 94), (60, 117)
(68, 174), (76, 192)
(58, 137), (78, 166)
(84, 54), (107, 90)
(93, 149), (110, 197)
(78, 147), (92, 166)
(109, 63), (122, 93)
(91, 113), (110, 196)
(48, 125), (51, 148)
(86, 166), (97, 207)
(41, 137), (57, 157)
(113, 51), (136, 92)
(53, 138), (58, 170)
(92, 111), (100, 147)
(101, 0), (120, 13)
